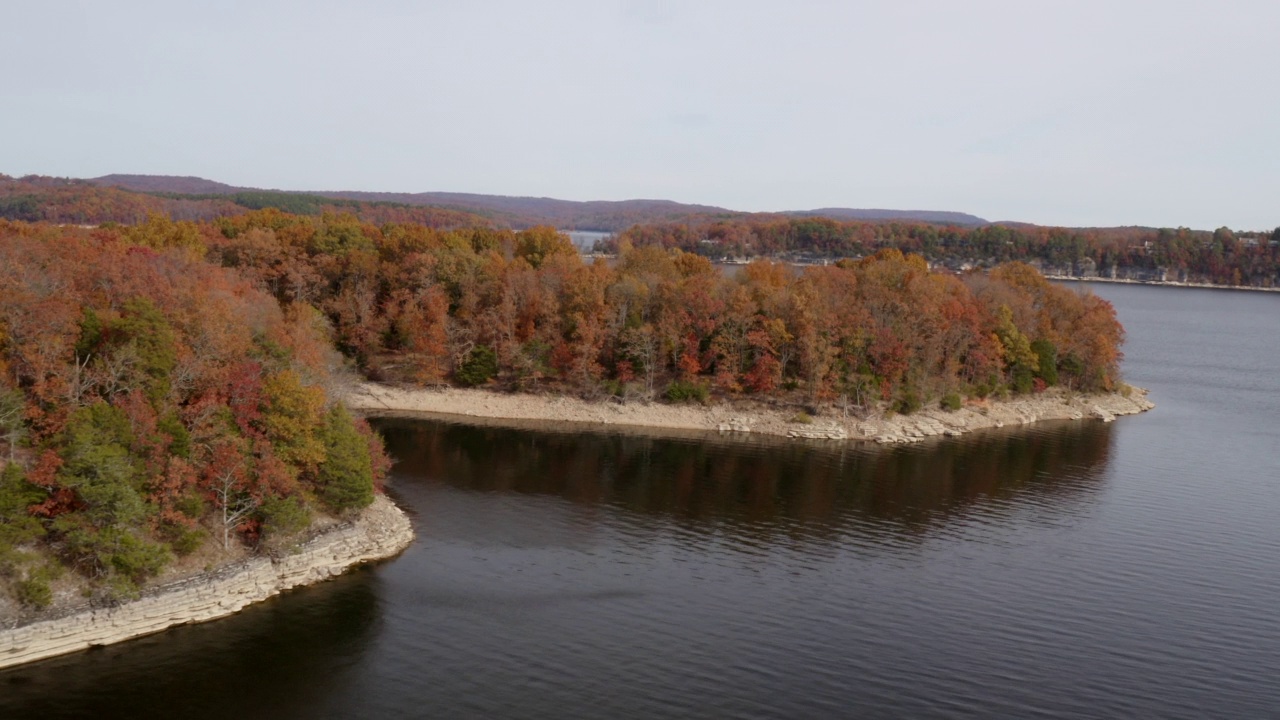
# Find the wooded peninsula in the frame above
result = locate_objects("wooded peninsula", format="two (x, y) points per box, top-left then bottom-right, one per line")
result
(1, 201), (1140, 626)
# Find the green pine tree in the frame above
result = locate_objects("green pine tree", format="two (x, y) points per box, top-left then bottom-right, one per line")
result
(317, 405), (375, 513)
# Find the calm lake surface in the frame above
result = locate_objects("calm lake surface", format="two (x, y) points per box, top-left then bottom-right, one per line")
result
(3, 283), (1279, 719)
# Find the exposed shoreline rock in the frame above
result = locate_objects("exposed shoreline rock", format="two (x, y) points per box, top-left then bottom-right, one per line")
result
(344, 382), (1154, 444)
(0, 494), (413, 671)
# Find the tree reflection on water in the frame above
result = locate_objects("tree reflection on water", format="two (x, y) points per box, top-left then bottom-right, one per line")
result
(378, 417), (1113, 544)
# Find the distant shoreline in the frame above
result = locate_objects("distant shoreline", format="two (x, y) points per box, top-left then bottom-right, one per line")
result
(587, 258), (1280, 295)
(345, 382), (1154, 445)
(1044, 275), (1280, 293)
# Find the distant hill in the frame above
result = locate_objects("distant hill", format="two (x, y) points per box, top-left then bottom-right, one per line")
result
(93, 174), (241, 195)
(315, 190), (739, 230)
(1, 175), (491, 227)
(794, 208), (987, 226)
(89, 174), (988, 231)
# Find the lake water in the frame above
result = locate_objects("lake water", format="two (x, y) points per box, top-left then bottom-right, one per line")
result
(567, 231), (613, 252)
(3, 283), (1279, 719)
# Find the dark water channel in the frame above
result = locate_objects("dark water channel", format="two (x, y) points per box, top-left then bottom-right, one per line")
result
(3, 283), (1279, 718)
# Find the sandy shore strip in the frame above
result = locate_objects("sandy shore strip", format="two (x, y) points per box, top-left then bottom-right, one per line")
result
(344, 382), (1154, 444)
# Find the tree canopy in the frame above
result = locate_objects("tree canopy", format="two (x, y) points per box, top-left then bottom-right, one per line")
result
(0, 220), (387, 607)
(0, 208), (1133, 610)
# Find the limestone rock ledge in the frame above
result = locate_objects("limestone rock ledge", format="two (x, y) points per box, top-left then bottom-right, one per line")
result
(858, 388), (1154, 444)
(0, 494), (413, 671)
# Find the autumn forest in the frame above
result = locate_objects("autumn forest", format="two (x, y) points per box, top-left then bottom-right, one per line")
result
(2, 192), (1136, 613)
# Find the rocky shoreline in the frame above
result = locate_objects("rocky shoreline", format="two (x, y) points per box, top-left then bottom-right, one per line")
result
(0, 494), (413, 671)
(0, 384), (1152, 671)
(345, 382), (1154, 444)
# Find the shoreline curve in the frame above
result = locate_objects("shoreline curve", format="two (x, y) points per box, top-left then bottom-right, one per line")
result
(0, 494), (414, 671)
(344, 382), (1154, 444)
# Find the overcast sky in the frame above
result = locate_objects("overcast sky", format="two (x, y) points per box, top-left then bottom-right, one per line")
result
(3, 1), (1277, 229)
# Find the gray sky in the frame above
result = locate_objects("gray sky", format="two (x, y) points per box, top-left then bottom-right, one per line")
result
(4, 0), (1277, 229)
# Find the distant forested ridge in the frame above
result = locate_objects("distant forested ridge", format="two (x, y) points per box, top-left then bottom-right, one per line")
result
(88, 173), (988, 231)
(0, 175), (492, 228)
(607, 216), (1280, 289)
